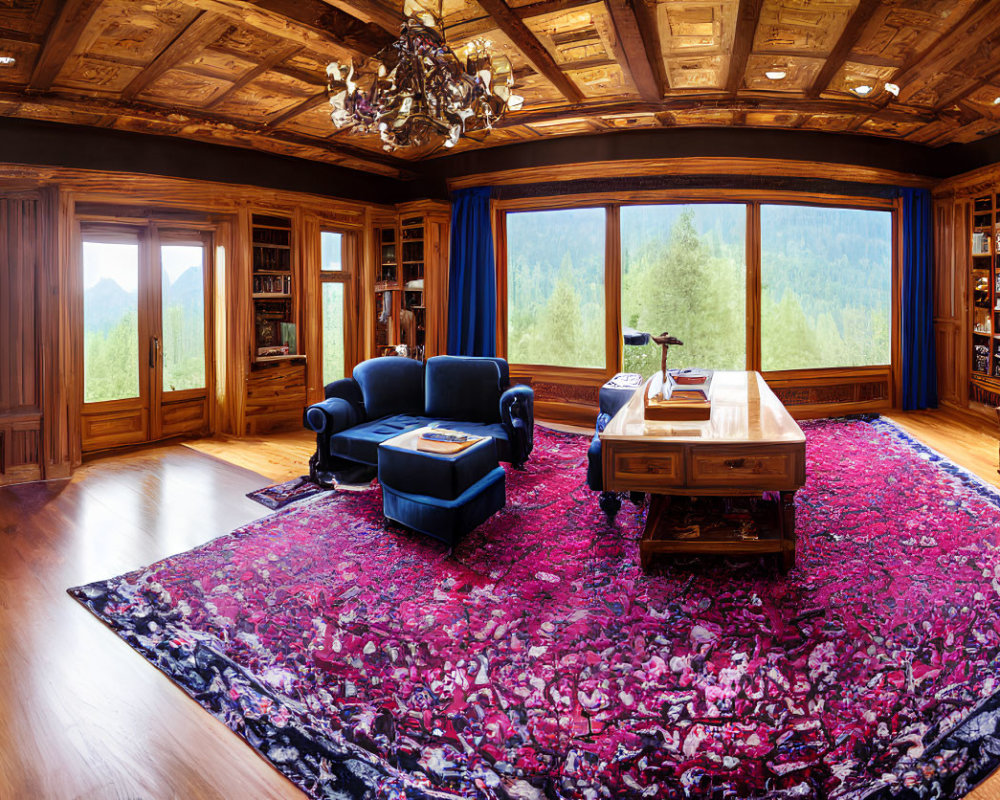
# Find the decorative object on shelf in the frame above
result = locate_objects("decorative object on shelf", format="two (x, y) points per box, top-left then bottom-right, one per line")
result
(325, 0), (522, 151)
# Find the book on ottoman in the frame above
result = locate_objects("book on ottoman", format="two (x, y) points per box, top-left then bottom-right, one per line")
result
(417, 428), (484, 454)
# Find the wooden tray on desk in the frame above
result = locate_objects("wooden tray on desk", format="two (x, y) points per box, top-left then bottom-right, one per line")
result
(644, 384), (711, 421)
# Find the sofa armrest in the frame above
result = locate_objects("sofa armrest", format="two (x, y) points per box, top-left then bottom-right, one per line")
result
(304, 397), (360, 436)
(500, 384), (534, 467)
(324, 377), (364, 405)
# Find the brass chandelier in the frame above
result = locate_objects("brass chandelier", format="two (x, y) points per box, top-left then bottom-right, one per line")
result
(326, 2), (523, 151)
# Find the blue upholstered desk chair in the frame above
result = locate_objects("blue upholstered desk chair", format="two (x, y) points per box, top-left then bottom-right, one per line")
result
(586, 328), (655, 521)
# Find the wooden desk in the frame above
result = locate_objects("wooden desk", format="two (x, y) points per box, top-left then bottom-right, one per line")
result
(600, 371), (806, 571)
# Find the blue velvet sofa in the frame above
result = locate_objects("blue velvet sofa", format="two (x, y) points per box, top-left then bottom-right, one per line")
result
(304, 355), (534, 484)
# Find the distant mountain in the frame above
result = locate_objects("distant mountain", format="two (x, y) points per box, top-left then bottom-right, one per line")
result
(84, 268), (204, 335)
(163, 266), (203, 312)
(84, 277), (136, 334)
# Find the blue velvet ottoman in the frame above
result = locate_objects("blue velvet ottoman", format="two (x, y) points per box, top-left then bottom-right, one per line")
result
(378, 428), (506, 546)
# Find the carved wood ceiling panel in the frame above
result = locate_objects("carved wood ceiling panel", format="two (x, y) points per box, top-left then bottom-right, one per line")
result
(1, 0), (999, 177)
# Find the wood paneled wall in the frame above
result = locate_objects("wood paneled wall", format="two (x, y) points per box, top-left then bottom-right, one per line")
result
(0, 188), (68, 485)
(0, 163), (397, 481)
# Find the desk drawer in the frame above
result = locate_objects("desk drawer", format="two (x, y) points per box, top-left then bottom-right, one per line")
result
(688, 448), (798, 489)
(604, 443), (683, 491)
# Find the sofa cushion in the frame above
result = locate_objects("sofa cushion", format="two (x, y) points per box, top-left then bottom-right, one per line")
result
(354, 357), (426, 422)
(329, 415), (431, 465)
(425, 356), (502, 423)
(441, 421), (512, 463)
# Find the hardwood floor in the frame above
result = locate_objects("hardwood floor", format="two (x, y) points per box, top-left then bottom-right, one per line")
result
(0, 446), (304, 799)
(1, 410), (998, 799)
(182, 430), (316, 484)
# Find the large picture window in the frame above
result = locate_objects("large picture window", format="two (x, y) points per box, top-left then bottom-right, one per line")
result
(760, 204), (892, 371)
(506, 207), (606, 369)
(501, 196), (894, 379)
(621, 204), (746, 374)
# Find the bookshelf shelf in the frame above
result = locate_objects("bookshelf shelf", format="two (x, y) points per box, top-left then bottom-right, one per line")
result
(251, 213), (298, 364)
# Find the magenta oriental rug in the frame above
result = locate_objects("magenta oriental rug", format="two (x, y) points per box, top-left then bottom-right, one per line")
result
(70, 418), (1000, 800)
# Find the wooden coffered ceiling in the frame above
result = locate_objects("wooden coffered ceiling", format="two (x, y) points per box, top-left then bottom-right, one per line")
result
(2, 0), (1000, 179)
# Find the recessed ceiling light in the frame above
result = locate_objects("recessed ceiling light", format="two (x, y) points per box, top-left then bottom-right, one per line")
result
(0, 55), (16, 66)
(765, 69), (786, 80)
(885, 83), (900, 96)
(853, 84), (873, 96)
(994, 96), (1000, 105)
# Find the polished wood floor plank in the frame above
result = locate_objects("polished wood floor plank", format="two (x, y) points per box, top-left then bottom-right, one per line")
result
(0, 445), (305, 800)
(183, 431), (316, 484)
(886, 407), (1000, 491)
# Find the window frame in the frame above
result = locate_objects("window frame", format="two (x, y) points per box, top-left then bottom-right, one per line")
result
(495, 198), (619, 384)
(318, 227), (354, 389)
(496, 189), (900, 396)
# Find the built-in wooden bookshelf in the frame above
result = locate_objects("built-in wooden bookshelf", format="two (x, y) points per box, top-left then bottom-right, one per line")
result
(370, 202), (448, 361)
(251, 213), (300, 364)
(970, 193), (1000, 402)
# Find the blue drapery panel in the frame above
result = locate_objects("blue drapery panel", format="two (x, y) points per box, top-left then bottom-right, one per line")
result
(447, 187), (497, 357)
(901, 187), (938, 410)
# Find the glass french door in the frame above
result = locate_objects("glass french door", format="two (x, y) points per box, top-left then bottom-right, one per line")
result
(80, 224), (212, 452)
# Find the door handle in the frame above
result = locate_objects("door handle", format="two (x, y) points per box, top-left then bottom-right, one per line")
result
(149, 336), (159, 368)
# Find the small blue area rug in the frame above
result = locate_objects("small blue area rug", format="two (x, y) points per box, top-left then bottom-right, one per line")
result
(246, 476), (326, 509)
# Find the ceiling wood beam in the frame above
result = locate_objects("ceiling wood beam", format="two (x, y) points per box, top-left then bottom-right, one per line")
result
(265, 90), (329, 129)
(122, 13), (234, 102)
(806, 0), (881, 99)
(0, 88), (411, 174)
(204, 42), (302, 110)
(725, 0), (763, 94)
(28, 0), (104, 91)
(249, 0), (392, 55)
(317, 0), (400, 37)
(444, 0), (598, 42)
(845, 1), (999, 138)
(933, 64), (1000, 113)
(474, 0), (585, 104)
(603, 0), (662, 102)
(497, 95), (936, 128)
(889, 0), (1000, 104)
(178, 0), (373, 63)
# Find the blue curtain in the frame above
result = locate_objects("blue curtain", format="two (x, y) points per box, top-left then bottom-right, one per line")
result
(900, 187), (938, 410)
(447, 187), (496, 356)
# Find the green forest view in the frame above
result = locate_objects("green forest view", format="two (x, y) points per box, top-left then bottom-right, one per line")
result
(506, 203), (891, 374)
(83, 243), (206, 404)
(321, 231), (346, 385)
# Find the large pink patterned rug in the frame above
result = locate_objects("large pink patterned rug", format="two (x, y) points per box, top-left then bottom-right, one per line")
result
(70, 418), (1000, 799)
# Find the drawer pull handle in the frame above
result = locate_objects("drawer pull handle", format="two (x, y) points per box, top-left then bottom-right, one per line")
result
(725, 458), (745, 469)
